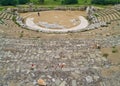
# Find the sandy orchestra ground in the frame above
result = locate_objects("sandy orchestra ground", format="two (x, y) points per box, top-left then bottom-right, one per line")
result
(20, 11), (87, 28)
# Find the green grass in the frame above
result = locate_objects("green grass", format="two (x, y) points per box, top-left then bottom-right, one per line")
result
(29, 0), (92, 6)
(37, 0), (105, 9)
(0, 7), (4, 11)
(0, 6), (15, 11)
(44, 0), (61, 5)
(44, 0), (91, 5)
(78, 0), (91, 5)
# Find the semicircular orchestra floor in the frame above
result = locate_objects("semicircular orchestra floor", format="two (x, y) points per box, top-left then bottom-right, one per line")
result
(20, 10), (89, 33)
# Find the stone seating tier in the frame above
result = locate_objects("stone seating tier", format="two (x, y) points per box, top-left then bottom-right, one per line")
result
(92, 7), (120, 24)
(0, 12), (14, 20)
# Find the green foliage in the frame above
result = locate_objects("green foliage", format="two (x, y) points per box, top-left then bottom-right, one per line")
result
(20, 31), (24, 38)
(0, 0), (119, 6)
(94, 13), (99, 17)
(91, 0), (120, 5)
(18, 0), (30, 4)
(62, 0), (78, 5)
(39, 0), (44, 4)
(0, 18), (4, 24)
(103, 53), (109, 58)
(1, 0), (18, 6)
(30, 0), (39, 4)
(112, 46), (116, 48)
(44, 0), (61, 5)
(0, 0), (29, 6)
(12, 16), (16, 22)
(0, 7), (4, 11)
(112, 46), (118, 53)
(112, 48), (118, 53)
(30, 0), (45, 4)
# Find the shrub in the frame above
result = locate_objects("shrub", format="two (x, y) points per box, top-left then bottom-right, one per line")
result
(20, 31), (24, 38)
(112, 46), (116, 48)
(91, 0), (120, 5)
(112, 49), (118, 53)
(61, 0), (78, 5)
(103, 53), (109, 58)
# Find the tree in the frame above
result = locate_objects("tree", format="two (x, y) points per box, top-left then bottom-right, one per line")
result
(62, 0), (78, 5)
(91, 0), (120, 5)
(1, 0), (18, 6)
(91, 0), (106, 4)
(1, 0), (10, 6)
(18, 0), (30, 4)
(30, 0), (39, 4)
(39, 0), (44, 4)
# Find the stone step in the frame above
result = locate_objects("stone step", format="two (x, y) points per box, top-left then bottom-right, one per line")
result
(100, 82), (106, 86)
(113, 10), (120, 16)
(0, 12), (2, 15)
(6, 14), (11, 20)
(97, 12), (119, 23)
(3, 13), (8, 19)
(114, 13), (120, 19)
(111, 14), (118, 20)
(59, 81), (66, 86)
(9, 15), (13, 20)
(72, 80), (77, 86)
(0, 12), (5, 18)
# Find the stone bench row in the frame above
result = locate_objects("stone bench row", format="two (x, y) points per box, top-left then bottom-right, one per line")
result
(0, 12), (13, 20)
(93, 8), (120, 24)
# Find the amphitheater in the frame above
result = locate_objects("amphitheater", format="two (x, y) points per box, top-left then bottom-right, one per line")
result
(0, 5), (120, 86)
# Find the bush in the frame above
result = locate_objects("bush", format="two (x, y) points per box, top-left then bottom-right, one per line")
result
(61, 0), (78, 5)
(112, 46), (116, 48)
(18, 0), (30, 4)
(1, 0), (18, 6)
(94, 13), (99, 17)
(20, 31), (24, 38)
(91, 0), (120, 5)
(103, 53), (109, 58)
(112, 49), (118, 53)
